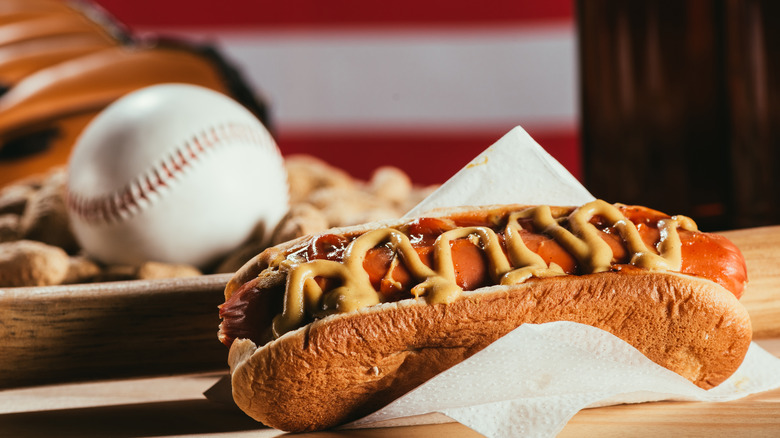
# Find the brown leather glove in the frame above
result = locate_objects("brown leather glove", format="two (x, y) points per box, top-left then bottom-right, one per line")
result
(0, 0), (270, 187)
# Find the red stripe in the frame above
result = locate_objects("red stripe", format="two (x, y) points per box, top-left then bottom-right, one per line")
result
(276, 128), (581, 186)
(91, 0), (573, 29)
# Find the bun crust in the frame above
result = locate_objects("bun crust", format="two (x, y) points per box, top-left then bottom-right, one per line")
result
(227, 268), (751, 432)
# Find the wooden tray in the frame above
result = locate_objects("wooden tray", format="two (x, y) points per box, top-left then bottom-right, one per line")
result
(0, 273), (231, 387)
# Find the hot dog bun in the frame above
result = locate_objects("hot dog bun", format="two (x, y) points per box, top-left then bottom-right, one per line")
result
(220, 202), (752, 432)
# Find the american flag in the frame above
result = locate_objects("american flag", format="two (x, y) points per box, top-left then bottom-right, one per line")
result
(93, 0), (580, 185)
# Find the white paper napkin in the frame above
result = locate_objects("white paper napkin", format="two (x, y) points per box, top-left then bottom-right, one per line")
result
(404, 126), (594, 217)
(343, 125), (780, 438)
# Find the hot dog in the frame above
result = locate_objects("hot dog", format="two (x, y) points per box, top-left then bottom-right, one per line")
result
(218, 200), (751, 432)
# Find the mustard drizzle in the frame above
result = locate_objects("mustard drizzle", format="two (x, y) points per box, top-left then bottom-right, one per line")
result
(270, 200), (697, 338)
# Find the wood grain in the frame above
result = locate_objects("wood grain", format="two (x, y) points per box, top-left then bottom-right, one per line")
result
(0, 274), (232, 388)
(720, 226), (780, 339)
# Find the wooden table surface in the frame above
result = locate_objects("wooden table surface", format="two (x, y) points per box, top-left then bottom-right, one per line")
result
(2, 226), (780, 437)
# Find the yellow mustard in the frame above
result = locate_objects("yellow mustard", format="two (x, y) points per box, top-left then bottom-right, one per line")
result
(271, 200), (696, 338)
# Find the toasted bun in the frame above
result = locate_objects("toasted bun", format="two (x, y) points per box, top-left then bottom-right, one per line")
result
(227, 268), (751, 432)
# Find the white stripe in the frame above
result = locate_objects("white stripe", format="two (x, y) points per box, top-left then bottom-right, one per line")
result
(145, 25), (577, 132)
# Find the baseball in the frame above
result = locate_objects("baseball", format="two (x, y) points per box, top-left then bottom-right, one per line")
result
(66, 83), (289, 269)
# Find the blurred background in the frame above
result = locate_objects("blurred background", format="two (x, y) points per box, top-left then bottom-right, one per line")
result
(1, 0), (777, 231)
(86, 0), (581, 186)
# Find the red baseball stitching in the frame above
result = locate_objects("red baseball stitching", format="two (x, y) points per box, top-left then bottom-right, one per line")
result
(67, 122), (269, 225)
